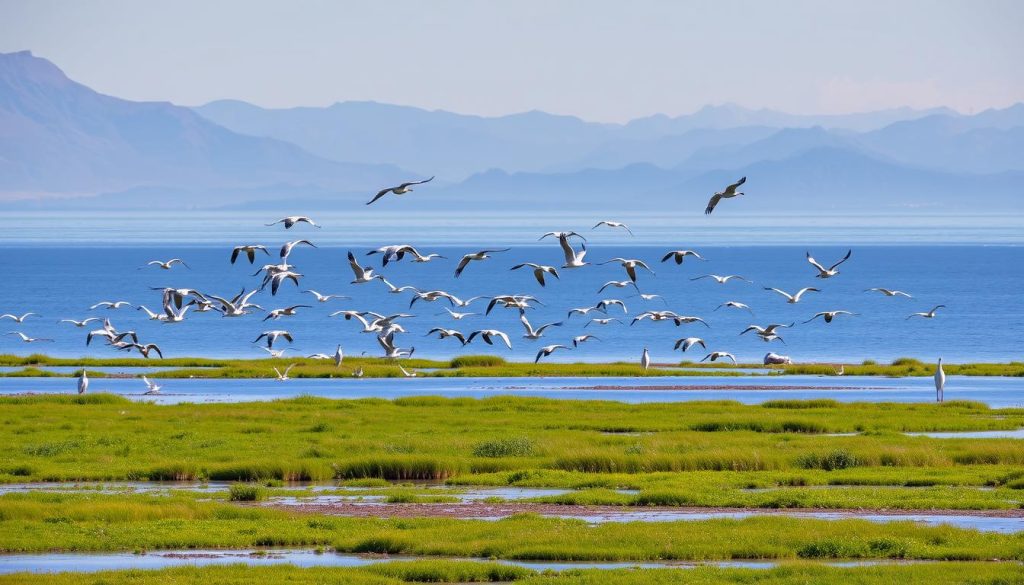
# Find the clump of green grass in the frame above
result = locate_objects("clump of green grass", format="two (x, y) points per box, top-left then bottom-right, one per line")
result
(473, 437), (536, 458)
(797, 449), (860, 471)
(449, 355), (506, 368)
(228, 483), (266, 501)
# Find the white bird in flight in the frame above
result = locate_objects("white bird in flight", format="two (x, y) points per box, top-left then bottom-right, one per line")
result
(701, 351), (738, 364)
(367, 177), (435, 205)
(535, 344), (570, 363)
(273, 364), (297, 381)
(907, 305), (946, 320)
(454, 249), (510, 278)
(253, 330), (293, 349)
(598, 280), (639, 294)
(557, 234), (589, 269)
(599, 258), (655, 282)
(231, 245), (270, 265)
(661, 250), (705, 265)
(803, 310), (858, 324)
(764, 287), (820, 304)
(265, 216), (320, 229)
(519, 313), (562, 340)
(303, 290), (348, 303)
(806, 249), (852, 279)
(691, 274), (749, 285)
(592, 220), (634, 236)
(511, 263), (559, 287)
(347, 252), (377, 284)
(865, 288), (912, 298)
(715, 301), (754, 315)
(466, 329), (513, 350)
(572, 334), (600, 347)
(674, 337), (706, 352)
(58, 317), (101, 328)
(7, 331), (54, 343)
(91, 301), (132, 310)
(705, 176), (746, 215)
(0, 312), (38, 323)
(142, 376), (162, 394)
(142, 258), (189, 270)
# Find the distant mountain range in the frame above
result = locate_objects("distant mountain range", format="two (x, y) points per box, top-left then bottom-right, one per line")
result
(2, 50), (1022, 212)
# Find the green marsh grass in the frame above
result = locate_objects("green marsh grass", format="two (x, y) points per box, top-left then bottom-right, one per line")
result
(3, 354), (1022, 378)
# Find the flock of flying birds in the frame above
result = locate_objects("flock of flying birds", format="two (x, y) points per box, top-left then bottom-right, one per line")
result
(4, 176), (949, 394)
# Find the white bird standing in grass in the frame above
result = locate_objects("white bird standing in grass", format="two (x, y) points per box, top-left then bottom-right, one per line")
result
(935, 358), (946, 402)
(334, 345), (344, 367)
(641, 347), (650, 370)
(78, 370), (88, 395)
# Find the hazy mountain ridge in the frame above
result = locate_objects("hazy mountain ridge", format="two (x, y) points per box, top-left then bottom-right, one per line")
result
(2, 50), (1021, 212)
(0, 51), (410, 200)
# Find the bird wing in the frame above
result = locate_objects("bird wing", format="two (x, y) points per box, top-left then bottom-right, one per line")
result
(829, 249), (852, 271)
(495, 331), (512, 349)
(348, 252), (366, 278)
(724, 176), (746, 195)
(704, 194), (722, 215)
(454, 256), (472, 278)
(401, 176), (435, 188)
(366, 188), (392, 205)
(806, 252), (828, 274)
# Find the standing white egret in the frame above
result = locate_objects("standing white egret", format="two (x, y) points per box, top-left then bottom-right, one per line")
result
(78, 370), (88, 395)
(641, 347), (650, 370)
(935, 358), (946, 402)
(334, 345), (344, 367)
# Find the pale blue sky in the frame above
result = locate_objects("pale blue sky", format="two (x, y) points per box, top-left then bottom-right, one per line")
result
(1, 0), (1022, 121)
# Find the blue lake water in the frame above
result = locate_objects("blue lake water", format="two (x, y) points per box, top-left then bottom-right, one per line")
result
(0, 242), (1022, 364)
(2, 375), (1022, 407)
